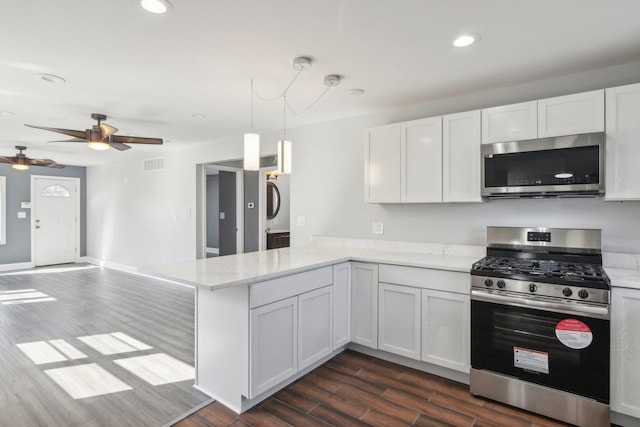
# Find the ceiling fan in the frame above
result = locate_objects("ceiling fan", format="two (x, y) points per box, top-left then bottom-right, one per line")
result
(26, 113), (164, 151)
(0, 146), (65, 170)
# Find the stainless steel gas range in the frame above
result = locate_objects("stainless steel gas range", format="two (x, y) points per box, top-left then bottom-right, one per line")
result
(470, 227), (610, 427)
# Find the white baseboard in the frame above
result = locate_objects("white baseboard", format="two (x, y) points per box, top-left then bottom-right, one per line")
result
(82, 257), (194, 289)
(0, 261), (34, 272)
(206, 247), (219, 254)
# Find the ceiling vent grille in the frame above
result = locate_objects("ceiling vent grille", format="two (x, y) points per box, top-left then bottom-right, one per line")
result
(143, 157), (165, 172)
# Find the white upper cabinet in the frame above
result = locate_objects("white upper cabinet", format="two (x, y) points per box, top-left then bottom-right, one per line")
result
(481, 101), (537, 144)
(605, 83), (640, 201)
(443, 110), (482, 203)
(401, 117), (443, 203)
(364, 124), (401, 203)
(538, 89), (605, 138)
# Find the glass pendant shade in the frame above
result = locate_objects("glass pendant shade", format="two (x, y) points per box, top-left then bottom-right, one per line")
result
(277, 139), (292, 174)
(244, 132), (260, 170)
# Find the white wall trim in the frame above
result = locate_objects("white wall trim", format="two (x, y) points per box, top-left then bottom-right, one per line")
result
(206, 247), (220, 254)
(82, 256), (196, 289)
(0, 261), (34, 272)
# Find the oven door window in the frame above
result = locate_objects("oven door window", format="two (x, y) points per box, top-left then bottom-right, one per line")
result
(471, 300), (609, 403)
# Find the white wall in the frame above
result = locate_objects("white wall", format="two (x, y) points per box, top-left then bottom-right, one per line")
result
(87, 60), (640, 269)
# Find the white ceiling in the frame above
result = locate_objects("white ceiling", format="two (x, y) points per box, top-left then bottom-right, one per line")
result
(1, 0), (640, 167)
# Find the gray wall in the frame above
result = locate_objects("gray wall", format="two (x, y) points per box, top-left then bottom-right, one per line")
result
(0, 164), (87, 264)
(218, 171), (236, 256)
(243, 171), (259, 253)
(206, 174), (219, 248)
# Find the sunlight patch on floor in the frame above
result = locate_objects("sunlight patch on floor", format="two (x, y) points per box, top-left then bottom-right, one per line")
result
(114, 353), (195, 385)
(17, 340), (87, 365)
(45, 363), (132, 399)
(77, 332), (152, 355)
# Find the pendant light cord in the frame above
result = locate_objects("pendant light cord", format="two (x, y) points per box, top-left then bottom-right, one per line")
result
(250, 78), (254, 132)
(285, 86), (331, 115)
(252, 69), (303, 102)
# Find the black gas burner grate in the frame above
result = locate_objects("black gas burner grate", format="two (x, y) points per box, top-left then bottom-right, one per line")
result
(472, 256), (610, 289)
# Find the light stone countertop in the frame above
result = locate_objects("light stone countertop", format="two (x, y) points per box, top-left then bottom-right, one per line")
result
(606, 268), (640, 290)
(145, 245), (481, 291)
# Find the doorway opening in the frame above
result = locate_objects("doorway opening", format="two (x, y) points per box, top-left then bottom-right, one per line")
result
(196, 156), (290, 260)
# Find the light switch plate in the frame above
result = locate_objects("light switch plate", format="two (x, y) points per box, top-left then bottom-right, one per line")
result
(297, 215), (306, 227)
(372, 222), (384, 234)
(21, 202), (31, 209)
(220, 212), (226, 220)
(18, 211), (27, 219)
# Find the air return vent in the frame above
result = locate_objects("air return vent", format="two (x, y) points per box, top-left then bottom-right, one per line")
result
(143, 157), (165, 172)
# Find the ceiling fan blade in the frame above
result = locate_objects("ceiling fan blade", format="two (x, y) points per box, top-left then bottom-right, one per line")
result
(0, 156), (16, 164)
(48, 138), (87, 143)
(111, 135), (163, 145)
(25, 124), (87, 139)
(99, 123), (118, 138)
(29, 159), (65, 168)
(109, 142), (132, 151)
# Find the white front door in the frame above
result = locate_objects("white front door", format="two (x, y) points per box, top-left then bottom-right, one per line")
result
(32, 176), (80, 266)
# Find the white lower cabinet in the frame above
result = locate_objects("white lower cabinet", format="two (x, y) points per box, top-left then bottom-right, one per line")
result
(378, 283), (421, 360)
(421, 289), (470, 373)
(332, 263), (351, 350)
(611, 287), (640, 418)
(249, 296), (298, 398)
(351, 262), (379, 348)
(298, 286), (333, 370)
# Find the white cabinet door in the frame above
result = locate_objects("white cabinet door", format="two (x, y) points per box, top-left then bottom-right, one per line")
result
(443, 110), (482, 202)
(298, 286), (333, 370)
(538, 89), (605, 138)
(605, 83), (640, 200)
(333, 263), (351, 350)
(421, 289), (470, 373)
(401, 117), (443, 203)
(364, 124), (401, 203)
(249, 296), (297, 397)
(481, 101), (537, 144)
(378, 283), (421, 360)
(611, 287), (640, 418)
(351, 262), (379, 348)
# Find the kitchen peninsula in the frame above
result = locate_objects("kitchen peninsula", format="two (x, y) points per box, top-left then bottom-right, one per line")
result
(147, 240), (483, 413)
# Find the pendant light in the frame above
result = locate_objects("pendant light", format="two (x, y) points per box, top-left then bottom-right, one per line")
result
(244, 78), (260, 171)
(277, 94), (292, 174)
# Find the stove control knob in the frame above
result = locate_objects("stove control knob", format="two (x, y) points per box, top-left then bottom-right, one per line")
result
(484, 279), (494, 287)
(562, 287), (573, 297)
(578, 289), (589, 299)
(529, 283), (537, 293)
(497, 280), (506, 289)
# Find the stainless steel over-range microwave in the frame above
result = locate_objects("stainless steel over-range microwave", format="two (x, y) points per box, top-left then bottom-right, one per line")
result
(481, 132), (605, 198)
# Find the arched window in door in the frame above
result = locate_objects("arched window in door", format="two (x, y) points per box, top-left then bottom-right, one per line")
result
(41, 185), (71, 198)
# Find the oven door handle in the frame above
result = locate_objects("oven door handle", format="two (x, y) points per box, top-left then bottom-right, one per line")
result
(471, 290), (609, 320)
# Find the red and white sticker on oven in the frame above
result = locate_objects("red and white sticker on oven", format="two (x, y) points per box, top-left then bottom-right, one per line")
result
(555, 318), (593, 349)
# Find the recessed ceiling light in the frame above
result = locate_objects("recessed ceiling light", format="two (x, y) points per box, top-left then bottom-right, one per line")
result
(0, 110), (14, 116)
(349, 89), (365, 96)
(140, 0), (172, 14)
(40, 74), (66, 83)
(192, 113), (206, 119)
(453, 34), (480, 48)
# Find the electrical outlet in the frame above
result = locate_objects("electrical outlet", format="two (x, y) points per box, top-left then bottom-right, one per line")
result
(372, 222), (384, 234)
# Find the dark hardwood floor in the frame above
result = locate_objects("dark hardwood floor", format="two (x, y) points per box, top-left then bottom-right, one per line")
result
(0, 264), (209, 426)
(174, 350), (571, 427)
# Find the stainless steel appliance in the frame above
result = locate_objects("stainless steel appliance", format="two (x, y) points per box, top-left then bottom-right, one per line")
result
(481, 132), (605, 198)
(470, 226), (610, 427)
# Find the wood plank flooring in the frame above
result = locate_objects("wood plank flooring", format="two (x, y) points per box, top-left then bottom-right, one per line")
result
(0, 264), (209, 426)
(175, 350), (571, 427)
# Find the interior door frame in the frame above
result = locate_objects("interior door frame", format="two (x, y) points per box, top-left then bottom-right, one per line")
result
(30, 175), (81, 266)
